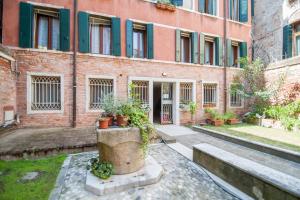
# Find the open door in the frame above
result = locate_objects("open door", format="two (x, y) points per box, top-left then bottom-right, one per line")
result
(161, 83), (173, 124)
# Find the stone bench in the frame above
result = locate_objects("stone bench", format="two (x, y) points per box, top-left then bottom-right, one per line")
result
(193, 143), (300, 200)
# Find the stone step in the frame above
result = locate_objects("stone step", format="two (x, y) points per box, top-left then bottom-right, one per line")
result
(193, 143), (300, 200)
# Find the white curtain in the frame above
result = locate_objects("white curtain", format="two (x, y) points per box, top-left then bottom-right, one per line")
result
(91, 24), (100, 54)
(233, 0), (239, 21)
(133, 31), (138, 57)
(38, 16), (48, 48)
(181, 38), (185, 62)
(297, 36), (300, 56)
(139, 32), (144, 57)
(183, 0), (193, 10)
(52, 18), (60, 50)
(102, 27), (111, 55)
(205, 42), (210, 64)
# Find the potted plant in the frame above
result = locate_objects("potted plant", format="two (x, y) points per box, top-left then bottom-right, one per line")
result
(156, 0), (176, 11)
(188, 102), (197, 125)
(211, 113), (224, 126)
(116, 103), (130, 127)
(223, 112), (239, 125)
(102, 94), (117, 126)
(204, 108), (215, 124)
(98, 116), (110, 129)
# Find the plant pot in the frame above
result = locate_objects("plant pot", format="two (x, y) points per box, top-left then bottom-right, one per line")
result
(166, 4), (176, 11)
(108, 116), (114, 126)
(99, 118), (109, 129)
(117, 115), (129, 127)
(156, 3), (176, 12)
(206, 118), (212, 125)
(227, 118), (239, 125)
(212, 119), (224, 126)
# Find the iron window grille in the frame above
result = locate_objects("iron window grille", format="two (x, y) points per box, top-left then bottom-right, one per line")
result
(31, 75), (61, 111)
(180, 83), (192, 105)
(89, 78), (113, 110)
(131, 81), (149, 106)
(203, 83), (217, 107)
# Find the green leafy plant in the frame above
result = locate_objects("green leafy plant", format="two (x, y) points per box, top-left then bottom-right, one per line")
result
(188, 102), (197, 122)
(157, 0), (173, 5)
(223, 112), (237, 121)
(87, 158), (113, 180)
(101, 94), (117, 117)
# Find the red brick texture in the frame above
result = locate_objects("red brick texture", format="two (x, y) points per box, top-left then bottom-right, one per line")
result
(11, 49), (246, 128)
(0, 57), (17, 125)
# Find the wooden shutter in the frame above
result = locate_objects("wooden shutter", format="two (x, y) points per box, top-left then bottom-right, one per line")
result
(283, 25), (293, 59)
(251, 0), (254, 17)
(175, 29), (181, 62)
(239, 0), (248, 22)
(172, 0), (183, 6)
(226, 39), (232, 66)
(215, 37), (223, 66)
(126, 20), (133, 58)
(59, 9), (70, 51)
(78, 11), (90, 53)
(199, 0), (205, 13)
(229, 0), (233, 19)
(199, 33), (205, 65)
(19, 2), (33, 48)
(208, 0), (217, 15)
(112, 17), (121, 56)
(147, 23), (154, 59)
(239, 42), (247, 68)
(191, 32), (198, 64)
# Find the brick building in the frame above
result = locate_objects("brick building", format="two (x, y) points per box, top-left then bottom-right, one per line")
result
(0, 0), (252, 128)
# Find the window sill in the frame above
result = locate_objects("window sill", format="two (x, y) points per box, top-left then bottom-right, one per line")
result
(9, 46), (72, 54)
(227, 19), (251, 27)
(27, 110), (64, 114)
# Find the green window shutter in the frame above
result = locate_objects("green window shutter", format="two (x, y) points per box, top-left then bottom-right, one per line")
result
(171, 0), (183, 6)
(112, 17), (121, 56)
(239, 0), (248, 22)
(175, 29), (181, 62)
(226, 39), (232, 66)
(126, 20), (133, 58)
(147, 23), (154, 59)
(212, 0), (217, 15)
(215, 37), (223, 66)
(19, 2), (33, 48)
(229, 0), (233, 19)
(199, 0), (205, 13)
(78, 12), (90, 53)
(251, 0), (254, 17)
(199, 33), (205, 65)
(283, 25), (293, 59)
(239, 42), (247, 68)
(208, 0), (216, 15)
(191, 32), (198, 64)
(59, 9), (70, 51)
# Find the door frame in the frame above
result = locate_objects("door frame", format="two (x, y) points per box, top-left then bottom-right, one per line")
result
(128, 76), (196, 125)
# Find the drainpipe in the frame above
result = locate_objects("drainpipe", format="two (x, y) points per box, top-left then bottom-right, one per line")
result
(223, 0), (228, 114)
(72, 0), (78, 127)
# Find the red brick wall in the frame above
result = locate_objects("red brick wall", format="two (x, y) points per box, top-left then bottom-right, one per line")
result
(11, 49), (246, 128)
(0, 57), (16, 125)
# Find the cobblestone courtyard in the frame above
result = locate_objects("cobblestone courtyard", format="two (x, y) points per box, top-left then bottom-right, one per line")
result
(57, 143), (237, 200)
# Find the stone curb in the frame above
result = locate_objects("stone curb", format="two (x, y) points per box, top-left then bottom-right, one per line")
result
(192, 126), (300, 164)
(48, 155), (72, 200)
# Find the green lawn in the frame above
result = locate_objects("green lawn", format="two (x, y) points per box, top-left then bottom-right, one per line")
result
(203, 124), (300, 153)
(0, 154), (66, 200)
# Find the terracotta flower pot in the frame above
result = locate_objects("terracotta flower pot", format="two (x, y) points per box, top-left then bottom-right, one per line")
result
(212, 119), (224, 126)
(108, 116), (114, 126)
(227, 118), (239, 125)
(99, 118), (109, 129)
(117, 115), (129, 127)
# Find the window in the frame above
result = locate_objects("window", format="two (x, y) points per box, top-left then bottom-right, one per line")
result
(204, 37), (215, 65)
(230, 41), (239, 67)
(294, 23), (300, 56)
(89, 16), (112, 55)
(180, 83), (192, 105)
(33, 9), (60, 50)
(181, 32), (191, 63)
(31, 76), (61, 111)
(133, 24), (147, 58)
(131, 81), (149, 105)
(203, 83), (217, 107)
(201, 0), (217, 15)
(182, 0), (193, 10)
(89, 78), (114, 110)
(229, 0), (239, 21)
(0, 0), (2, 43)
(230, 84), (242, 107)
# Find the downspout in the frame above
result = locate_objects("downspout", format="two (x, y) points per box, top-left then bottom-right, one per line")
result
(223, 0), (228, 114)
(72, 0), (77, 127)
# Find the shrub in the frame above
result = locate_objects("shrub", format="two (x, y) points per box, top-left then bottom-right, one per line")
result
(87, 158), (113, 180)
(223, 112), (237, 121)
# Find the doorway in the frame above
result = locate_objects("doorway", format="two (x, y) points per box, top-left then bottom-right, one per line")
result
(153, 82), (174, 124)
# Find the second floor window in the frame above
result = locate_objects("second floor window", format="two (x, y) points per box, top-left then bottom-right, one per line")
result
(294, 23), (300, 56)
(199, 0), (217, 15)
(204, 37), (215, 65)
(89, 17), (112, 55)
(34, 9), (60, 50)
(229, 0), (239, 21)
(231, 42), (239, 67)
(133, 24), (147, 58)
(181, 32), (191, 63)
(182, 0), (193, 10)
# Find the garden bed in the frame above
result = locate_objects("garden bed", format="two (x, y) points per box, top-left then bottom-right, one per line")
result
(203, 124), (300, 153)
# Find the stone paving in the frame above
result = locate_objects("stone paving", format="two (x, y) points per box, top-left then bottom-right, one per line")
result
(57, 144), (238, 200)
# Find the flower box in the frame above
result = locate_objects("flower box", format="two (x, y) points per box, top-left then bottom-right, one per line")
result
(212, 119), (224, 126)
(156, 3), (176, 12)
(227, 118), (239, 125)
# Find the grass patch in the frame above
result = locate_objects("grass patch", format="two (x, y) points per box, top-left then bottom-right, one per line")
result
(0, 154), (66, 200)
(203, 124), (300, 153)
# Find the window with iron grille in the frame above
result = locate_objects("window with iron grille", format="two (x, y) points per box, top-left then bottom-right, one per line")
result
(31, 76), (61, 111)
(180, 83), (192, 105)
(89, 78), (113, 110)
(203, 83), (217, 107)
(131, 81), (149, 105)
(230, 86), (242, 107)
